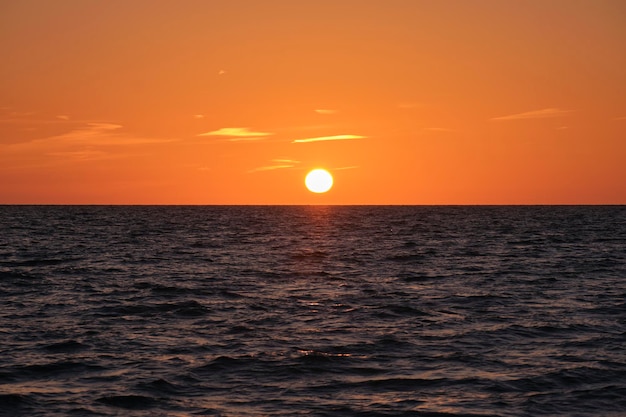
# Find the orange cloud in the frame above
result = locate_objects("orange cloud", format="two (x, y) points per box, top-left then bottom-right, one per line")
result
(491, 108), (573, 121)
(247, 164), (295, 173)
(2, 123), (174, 162)
(292, 134), (366, 144)
(247, 158), (300, 173)
(197, 127), (272, 139)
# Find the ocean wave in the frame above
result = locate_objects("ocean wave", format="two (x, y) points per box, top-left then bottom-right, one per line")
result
(1, 205), (624, 416)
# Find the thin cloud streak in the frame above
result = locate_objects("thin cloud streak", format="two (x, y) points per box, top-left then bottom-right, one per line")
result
(6, 123), (122, 147)
(2, 123), (175, 163)
(272, 159), (300, 164)
(247, 158), (300, 173)
(48, 123), (174, 146)
(491, 108), (573, 121)
(247, 165), (295, 173)
(226, 137), (272, 142)
(197, 127), (272, 138)
(314, 109), (338, 115)
(47, 150), (110, 161)
(292, 134), (366, 144)
(0, 117), (77, 125)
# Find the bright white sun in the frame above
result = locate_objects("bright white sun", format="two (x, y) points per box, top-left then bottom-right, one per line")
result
(305, 169), (333, 193)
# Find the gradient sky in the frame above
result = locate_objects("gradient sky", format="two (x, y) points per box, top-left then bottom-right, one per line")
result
(2, 0), (625, 204)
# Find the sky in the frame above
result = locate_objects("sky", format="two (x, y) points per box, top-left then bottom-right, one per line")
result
(1, 0), (625, 204)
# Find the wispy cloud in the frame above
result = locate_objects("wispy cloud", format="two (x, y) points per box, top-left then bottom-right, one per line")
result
(614, 116), (626, 121)
(315, 109), (338, 115)
(50, 123), (173, 146)
(247, 164), (294, 173)
(56, 123), (122, 140)
(197, 127), (273, 140)
(272, 158), (300, 164)
(47, 150), (109, 161)
(2, 122), (175, 162)
(247, 159), (299, 173)
(0, 113), (72, 125)
(292, 134), (366, 144)
(5, 123), (123, 146)
(491, 108), (573, 121)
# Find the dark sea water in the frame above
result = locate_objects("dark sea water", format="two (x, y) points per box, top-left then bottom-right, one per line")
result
(1, 206), (625, 417)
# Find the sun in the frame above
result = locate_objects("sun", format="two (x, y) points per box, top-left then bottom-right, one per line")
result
(305, 169), (333, 193)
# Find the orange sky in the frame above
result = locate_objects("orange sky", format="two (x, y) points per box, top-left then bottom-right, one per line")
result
(1, 0), (625, 204)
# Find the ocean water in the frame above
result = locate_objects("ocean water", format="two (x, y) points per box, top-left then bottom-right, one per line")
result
(0, 205), (625, 417)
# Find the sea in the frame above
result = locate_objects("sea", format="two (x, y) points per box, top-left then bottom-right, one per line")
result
(0, 205), (625, 417)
